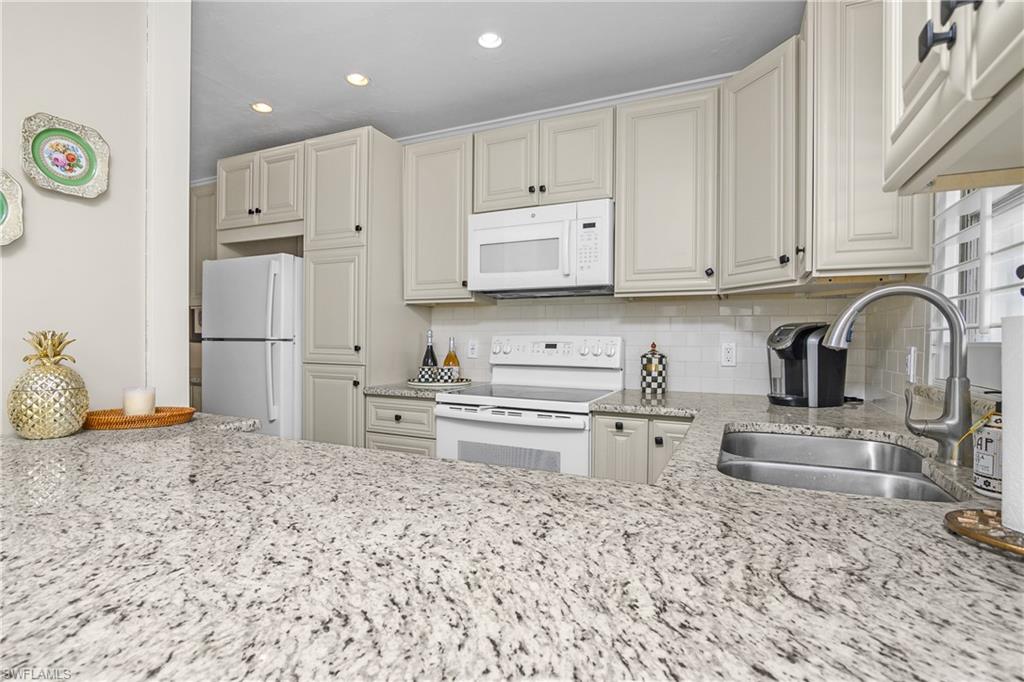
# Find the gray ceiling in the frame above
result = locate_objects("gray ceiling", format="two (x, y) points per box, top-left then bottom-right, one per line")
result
(190, 1), (805, 180)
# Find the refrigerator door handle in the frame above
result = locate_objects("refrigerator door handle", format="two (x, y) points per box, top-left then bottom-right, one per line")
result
(265, 341), (279, 422)
(265, 260), (280, 339)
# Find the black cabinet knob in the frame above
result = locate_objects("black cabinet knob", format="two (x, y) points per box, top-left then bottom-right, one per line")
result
(704, 267), (715, 277)
(539, 185), (547, 192)
(941, 0), (981, 25)
(528, 185), (536, 193)
(779, 254), (791, 265)
(654, 436), (664, 446)
(461, 280), (468, 287)
(919, 20), (957, 62)
(394, 414), (402, 422)
(353, 380), (360, 387)
(247, 208), (255, 215)
(254, 207), (262, 214)
(354, 345), (361, 352)
(1015, 264), (1024, 280)
(354, 224), (363, 232)
(614, 421), (624, 431)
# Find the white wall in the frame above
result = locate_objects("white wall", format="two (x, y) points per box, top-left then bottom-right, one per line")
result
(1, 2), (190, 434)
(431, 295), (867, 396)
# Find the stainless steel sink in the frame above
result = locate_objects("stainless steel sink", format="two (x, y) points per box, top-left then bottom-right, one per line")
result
(718, 431), (955, 503)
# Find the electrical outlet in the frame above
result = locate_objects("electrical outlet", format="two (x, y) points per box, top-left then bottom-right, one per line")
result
(906, 346), (917, 382)
(721, 342), (737, 367)
(466, 338), (479, 359)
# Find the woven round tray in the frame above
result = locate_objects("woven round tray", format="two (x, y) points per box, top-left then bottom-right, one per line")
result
(84, 406), (195, 430)
(944, 508), (1024, 556)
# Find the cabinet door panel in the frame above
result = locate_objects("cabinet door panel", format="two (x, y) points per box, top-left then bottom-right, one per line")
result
(969, 0), (1024, 99)
(814, 0), (932, 273)
(305, 129), (368, 250)
(648, 420), (690, 484)
(721, 37), (799, 290)
(189, 183), (217, 306)
(366, 432), (436, 457)
(615, 89), (718, 295)
(258, 142), (304, 224)
(216, 153), (257, 230)
(303, 364), (364, 446)
(539, 108), (613, 204)
(592, 416), (648, 483)
(304, 247), (366, 364)
(474, 122), (539, 212)
(403, 136), (474, 302)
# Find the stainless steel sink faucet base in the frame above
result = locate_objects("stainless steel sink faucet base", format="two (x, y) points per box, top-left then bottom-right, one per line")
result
(822, 284), (973, 467)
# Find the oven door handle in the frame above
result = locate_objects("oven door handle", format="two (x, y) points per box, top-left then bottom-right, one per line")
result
(434, 404), (588, 430)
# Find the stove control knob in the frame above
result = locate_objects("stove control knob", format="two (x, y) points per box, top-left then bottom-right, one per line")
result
(502, 343), (512, 354)
(579, 345), (589, 356)
(591, 345), (603, 356)
(492, 342), (502, 355)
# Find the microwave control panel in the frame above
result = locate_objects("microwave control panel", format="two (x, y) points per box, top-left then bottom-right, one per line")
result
(574, 203), (613, 286)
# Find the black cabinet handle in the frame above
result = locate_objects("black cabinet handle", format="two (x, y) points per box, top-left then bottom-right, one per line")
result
(654, 436), (664, 446)
(394, 414), (402, 422)
(1015, 264), (1023, 280)
(247, 208), (255, 215)
(354, 345), (361, 352)
(539, 185), (547, 192)
(354, 224), (363, 232)
(614, 421), (623, 431)
(254, 207), (262, 214)
(528, 185), (536, 193)
(941, 0), (980, 25)
(779, 254), (791, 265)
(353, 380), (360, 387)
(795, 246), (806, 255)
(919, 20), (957, 62)
(461, 280), (468, 287)
(704, 267), (715, 277)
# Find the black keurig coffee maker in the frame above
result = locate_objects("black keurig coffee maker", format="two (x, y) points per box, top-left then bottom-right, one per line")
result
(767, 322), (848, 407)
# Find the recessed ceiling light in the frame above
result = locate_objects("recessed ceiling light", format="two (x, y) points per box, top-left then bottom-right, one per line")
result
(250, 102), (273, 113)
(477, 32), (502, 49)
(346, 73), (370, 87)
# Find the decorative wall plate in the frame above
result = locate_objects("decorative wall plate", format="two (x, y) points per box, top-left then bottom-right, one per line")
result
(22, 112), (109, 198)
(0, 170), (24, 246)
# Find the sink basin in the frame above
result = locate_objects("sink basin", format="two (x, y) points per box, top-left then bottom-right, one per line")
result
(718, 431), (955, 503)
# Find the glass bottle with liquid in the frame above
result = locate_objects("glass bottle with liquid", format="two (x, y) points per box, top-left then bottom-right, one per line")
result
(443, 337), (460, 368)
(421, 330), (438, 367)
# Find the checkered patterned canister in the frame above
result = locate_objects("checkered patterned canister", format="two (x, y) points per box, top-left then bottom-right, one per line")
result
(641, 342), (667, 394)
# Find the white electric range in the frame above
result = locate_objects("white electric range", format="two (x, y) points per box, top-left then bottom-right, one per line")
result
(435, 335), (624, 476)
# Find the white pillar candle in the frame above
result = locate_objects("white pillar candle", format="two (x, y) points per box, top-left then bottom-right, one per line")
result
(123, 387), (156, 416)
(1001, 316), (1023, 533)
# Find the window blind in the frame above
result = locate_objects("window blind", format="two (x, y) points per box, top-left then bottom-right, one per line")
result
(928, 185), (1024, 385)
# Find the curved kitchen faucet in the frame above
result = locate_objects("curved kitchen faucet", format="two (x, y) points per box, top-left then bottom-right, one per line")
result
(822, 284), (973, 467)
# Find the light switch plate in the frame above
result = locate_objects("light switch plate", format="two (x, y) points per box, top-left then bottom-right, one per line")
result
(466, 338), (479, 359)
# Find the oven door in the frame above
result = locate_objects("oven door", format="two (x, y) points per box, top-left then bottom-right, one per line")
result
(467, 206), (576, 292)
(435, 404), (590, 476)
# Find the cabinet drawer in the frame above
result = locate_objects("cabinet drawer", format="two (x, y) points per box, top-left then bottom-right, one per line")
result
(365, 432), (436, 458)
(365, 397), (435, 438)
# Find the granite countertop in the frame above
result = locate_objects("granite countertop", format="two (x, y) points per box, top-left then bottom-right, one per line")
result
(363, 382), (464, 400)
(2, 398), (1020, 680)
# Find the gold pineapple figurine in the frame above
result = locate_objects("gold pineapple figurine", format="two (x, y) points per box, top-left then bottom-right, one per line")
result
(7, 331), (89, 439)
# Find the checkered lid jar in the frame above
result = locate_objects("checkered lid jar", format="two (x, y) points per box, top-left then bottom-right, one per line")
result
(640, 342), (667, 394)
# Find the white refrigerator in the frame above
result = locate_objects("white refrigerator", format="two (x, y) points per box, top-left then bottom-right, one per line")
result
(202, 254), (303, 438)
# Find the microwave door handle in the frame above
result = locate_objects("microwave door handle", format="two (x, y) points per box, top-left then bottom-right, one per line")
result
(562, 223), (572, 277)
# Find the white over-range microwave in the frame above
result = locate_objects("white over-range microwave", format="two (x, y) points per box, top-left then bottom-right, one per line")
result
(467, 199), (613, 298)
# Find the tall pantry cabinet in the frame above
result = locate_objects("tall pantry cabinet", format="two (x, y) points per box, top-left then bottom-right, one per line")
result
(302, 126), (429, 446)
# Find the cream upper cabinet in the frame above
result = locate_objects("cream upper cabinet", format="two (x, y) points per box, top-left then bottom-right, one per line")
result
(403, 135), (474, 303)
(592, 416), (649, 483)
(473, 109), (614, 212)
(304, 246), (366, 364)
(720, 36), (802, 291)
(257, 142), (304, 224)
(812, 0), (932, 275)
(473, 122), (539, 212)
(303, 363), (364, 446)
(189, 182), (217, 307)
(216, 153), (257, 230)
(614, 90), (719, 295)
(969, 0), (1024, 99)
(538, 108), (614, 204)
(305, 128), (369, 250)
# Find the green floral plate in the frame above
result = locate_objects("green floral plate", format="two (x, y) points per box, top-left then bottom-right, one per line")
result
(22, 112), (109, 199)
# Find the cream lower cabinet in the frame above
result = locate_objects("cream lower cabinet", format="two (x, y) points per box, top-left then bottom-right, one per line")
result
(364, 396), (437, 456)
(304, 247), (365, 364)
(303, 364), (365, 446)
(216, 142), (303, 230)
(614, 90), (719, 295)
(592, 415), (691, 484)
(189, 182), (217, 306)
(403, 135), (475, 303)
(811, 0), (932, 275)
(720, 36), (803, 292)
